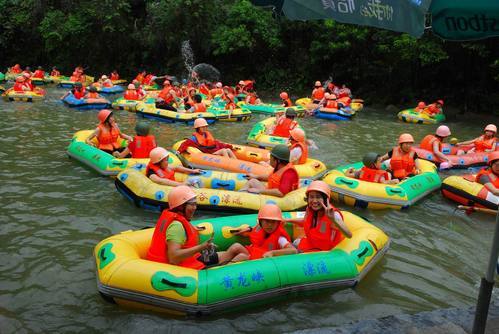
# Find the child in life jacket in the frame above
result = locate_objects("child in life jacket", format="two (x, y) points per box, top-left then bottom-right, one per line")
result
(424, 99), (444, 116)
(456, 124), (497, 153)
(280, 92), (293, 107)
(289, 128), (308, 165)
(146, 147), (202, 187)
(233, 204), (297, 260)
(110, 70), (120, 81)
(414, 101), (426, 113)
(345, 152), (399, 184)
(86, 109), (132, 154)
(419, 125), (453, 167)
(187, 94), (207, 113)
(60, 81), (85, 100)
(13, 76), (30, 92)
(123, 84), (141, 100)
(272, 108), (298, 138)
(476, 151), (499, 196)
(113, 121), (156, 159)
(84, 85), (102, 99)
(380, 133), (420, 179)
(290, 181), (352, 252)
(311, 81), (325, 104)
(33, 66), (45, 79)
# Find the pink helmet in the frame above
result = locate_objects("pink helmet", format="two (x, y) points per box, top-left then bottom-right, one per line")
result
(436, 125), (451, 137)
(215, 82), (222, 88)
(417, 101), (426, 108)
(127, 84), (135, 90)
(258, 204), (283, 221)
(101, 75), (108, 79)
(168, 185), (196, 209)
(193, 118), (209, 129)
(484, 124), (497, 133)
(290, 128), (305, 142)
(306, 180), (330, 200)
(149, 147), (169, 164)
(398, 133), (414, 144)
(280, 92), (288, 99)
(437, 99), (444, 106)
(238, 80), (245, 85)
(23, 72), (31, 78)
(97, 109), (113, 123)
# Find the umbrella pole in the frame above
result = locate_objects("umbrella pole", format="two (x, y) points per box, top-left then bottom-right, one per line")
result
(472, 210), (499, 334)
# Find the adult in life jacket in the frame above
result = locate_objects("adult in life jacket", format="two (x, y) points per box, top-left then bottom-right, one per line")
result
(476, 151), (499, 196)
(345, 152), (399, 184)
(380, 133), (421, 179)
(311, 81), (325, 104)
(239, 145), (299, 197)
(123, 84), (141, 100)
(156, 81), (178, 111)
(86, 109), (132, 154)
(414, 101), (426, 113)
(50, 66), (60, 77)
(145, 147), (201, 186)
(69, 82), (86, 99)
(323, 94), (339, 110)
(424, 99), (444, 116)
(289, 181), (352, 252)
(177, 118), (236, 158)
(289, 128), (308, 165)
(210, 82), (224, 97)
(99, 75), (113, 88)
(456, 124), (497, 153)
(33, 66), (45, 79)
(272, 108), (298, 138)
(188, 94), (207, 113)
(280, 92), (293, 107)
(146, 185), (249, 268)
(337, 84), (352, 99)
(233, 204), (297, 260)
(135, 70), (147, 84)
(245, 90), (261, 105)
(113, 121), (157, 159)
(110, 70), (120, 81)
(419, 125), (453, 167)
(13, 76), (30, 92)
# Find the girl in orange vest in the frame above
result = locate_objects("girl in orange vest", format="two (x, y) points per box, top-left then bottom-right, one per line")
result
(456, 124), (497, 153)
(233, 204), (297, 260)
(146, 186), (248, 268)
(280, 92), (293, 107)
(380, 133), (420, 179)
(240, 145), (299, 197)
(476, 151), (499, 196)
(345, 152), (399, 184)
(146, 147), (202, 186)
(113, 121), (157, 159)
(419, 125), (453, 167)
(289, 128), (308, 165)
(311, 81), (325, 104)
(289, 181), (352, 252)
(86, 109), (132, 154)
(245, 90), (261, 105)
(50, 66), (60, 77)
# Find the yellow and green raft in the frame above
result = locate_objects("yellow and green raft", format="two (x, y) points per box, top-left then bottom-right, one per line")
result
(94, 210), (390, 316)
(247, 117), (305, 149)
(397, 108), (446, 125)
(322, 159), (441, 209)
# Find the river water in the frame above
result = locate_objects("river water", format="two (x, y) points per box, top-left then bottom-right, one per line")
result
(1, 87), (498, 333)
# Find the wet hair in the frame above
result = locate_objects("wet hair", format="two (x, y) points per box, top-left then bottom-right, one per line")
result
(193, 94), (202, 103)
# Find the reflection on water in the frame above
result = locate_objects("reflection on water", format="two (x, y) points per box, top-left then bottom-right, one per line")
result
(1, 89), (498, 332)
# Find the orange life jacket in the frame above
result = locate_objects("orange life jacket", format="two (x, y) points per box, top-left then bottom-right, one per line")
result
(312, 87), (325, 101)
(97, 123), (121, 151)
(225, 101), (236, 110)
(193, 131), (216, 148)
(86, 92), (99, 99)
(474, 135), (496, 152)
(146, 210), (204, 269)
(267, 163), (299, 192)
(272, 117), (298, 138)
(337, 88), (351, 98)
(130, 135), (156, 159)
(158, 88), (174, 103)
(193, 103), (207, 113)
(290, 142), (308, 164)
(245, 224), (290, 260)
(73, 88), (85, 99)
(124, 90), (140, 100)
(50, 70), (60, 76)
(476, 169), (499, 188)
(424, 103), (441, 115)
(13, 83), (26, 92)
(145, 161), (175, 180)
(420, 134), (442, 152)
(390, 146), (416, 179)
(11, 66), (22, 74)
(325, 100), (338, 109)
(199, 84), (210, 96)
(358, 166), (390, 183)
(110, 73), (119, 80)
(33, 70), (44, 79)
(135, 74), (145, 84)
(283, 98), (293, 107)
(299, 207), (344, 252)
(210, 88), (223, 96)
(143, 74), (154, 85)
(246, 93), (257, 105)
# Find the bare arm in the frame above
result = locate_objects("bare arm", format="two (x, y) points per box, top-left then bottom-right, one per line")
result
(167, 240), (210, 265)
(324, 203), (352, 239)
(86, 129), (99, 146)
(149, 174), (183, 186)
(113, 147), (130, 158)
(263, 244), (297, 258)
(433, 141), (451, 163)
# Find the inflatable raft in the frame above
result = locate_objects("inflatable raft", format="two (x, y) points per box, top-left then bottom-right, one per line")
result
(315, 107), (355, 121)
(96, 85), (125, 95)
(58, 76), (94, 88)
(62, 93), (111, 110)
(206, 106), (252, 122)
(246, 117), (304, 149)
(0, 72), (5, 82)
(413, 146), (489, 168)
(441, 175), (498, 210)
(112, 79), (128, 85)
(173, 140), (327, 179)
(397, 109), (446, 124)
(31, 77), (46, 86)
(67, 130), (182, 176)
(94, 210), (390, 315)
(116, 167), (309, 212)
(322, 159), (441, 210)
(0, 86), (6, 93)
(239, 103), (306, 117)
(2, 89), (45, 102)
(136, 101), (218, 125)
(112, 97), (144, 112)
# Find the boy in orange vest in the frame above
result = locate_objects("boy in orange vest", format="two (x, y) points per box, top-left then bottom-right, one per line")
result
(345, 152), (399, 184)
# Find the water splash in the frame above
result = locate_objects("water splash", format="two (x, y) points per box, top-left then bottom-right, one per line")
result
(181, 40), (195, 78)
(192, 63), (221, 82)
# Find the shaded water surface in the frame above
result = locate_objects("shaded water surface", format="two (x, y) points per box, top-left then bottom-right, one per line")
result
(1, 88), (498, 333)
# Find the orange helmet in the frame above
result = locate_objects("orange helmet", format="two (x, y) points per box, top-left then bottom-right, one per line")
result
(127, 84), (135, 90)
(257, 204), (283, 222)
(290, 128), (305, 142)
(436, 125), (451, 137)
(149, 147), (169, 164)
(97, 109), (113, 123)
(488, 151), (499, 165)
(280, 92), (288, 99)
(417, 101), (426, 108)
(306, 180), (330, 200)
(168, 185), (196, 209)
(314, 81), (321, 87)
(398, 133), (414, 144)
(484, 124), (497, 133)
(193, 118), (209, 129)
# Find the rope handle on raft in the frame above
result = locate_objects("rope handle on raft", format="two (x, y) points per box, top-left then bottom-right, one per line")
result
(338, 179), (354, 185)
(161, 278), (187, 289)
